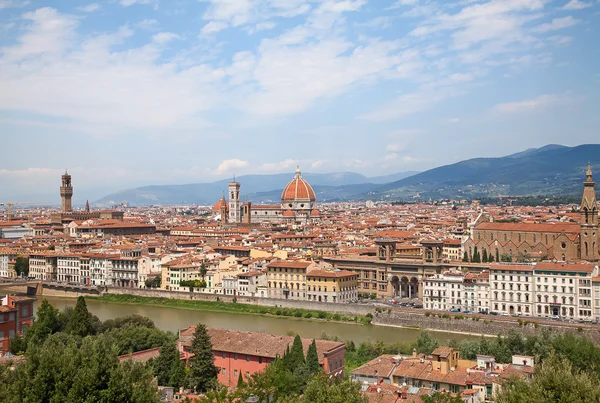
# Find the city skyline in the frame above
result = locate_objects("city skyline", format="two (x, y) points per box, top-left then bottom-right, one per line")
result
(1, 0), (599, 200)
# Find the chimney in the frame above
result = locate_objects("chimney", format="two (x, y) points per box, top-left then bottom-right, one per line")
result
(412, 348), (417, 358)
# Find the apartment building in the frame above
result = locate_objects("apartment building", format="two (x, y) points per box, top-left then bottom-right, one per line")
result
(532, 261), (597, 319)
(266, 261), (316, 300)
(57, 255), (81, 283)
(237, 271), (265, 297)
(110, 257), (140, 288)
(463, 271), (490, 313)
(422, 271), (464, 311)
(29, 253), (57, 281)
(0, 252), (10, 278)
(0, 295), (34, 354)
(306, 270), (359, 303)
(89, 254), (114, 286)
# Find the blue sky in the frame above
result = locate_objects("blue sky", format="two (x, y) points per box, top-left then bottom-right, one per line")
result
(1, 0), (599, 203)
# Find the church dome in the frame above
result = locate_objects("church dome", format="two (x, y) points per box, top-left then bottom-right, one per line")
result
(213, 195), (228, 212)
(281, 166), (316, 204)
(282, 209), (295, 218)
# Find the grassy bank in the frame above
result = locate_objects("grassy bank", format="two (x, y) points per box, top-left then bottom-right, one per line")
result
(87, 294), (373, 325)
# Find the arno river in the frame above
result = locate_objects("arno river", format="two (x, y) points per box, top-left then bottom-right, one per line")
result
(30, 296), (478, 345)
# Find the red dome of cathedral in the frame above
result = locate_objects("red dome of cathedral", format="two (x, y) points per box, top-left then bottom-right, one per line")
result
(281, 166), (316, 203)
(213, 195), (228, 212)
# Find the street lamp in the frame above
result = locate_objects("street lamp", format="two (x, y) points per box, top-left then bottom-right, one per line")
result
(246, 394), (259, 403)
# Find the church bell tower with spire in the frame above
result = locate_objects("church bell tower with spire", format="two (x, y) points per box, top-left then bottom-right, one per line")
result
(580, 163), (599, 261)
(60, 170), (73, 213)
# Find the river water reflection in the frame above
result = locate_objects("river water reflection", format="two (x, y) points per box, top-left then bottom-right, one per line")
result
(33, 296), (478, 345)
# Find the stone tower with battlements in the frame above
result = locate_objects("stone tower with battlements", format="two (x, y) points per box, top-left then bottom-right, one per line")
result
(60, 170), (73, 213)
(580, 163), (599, 261)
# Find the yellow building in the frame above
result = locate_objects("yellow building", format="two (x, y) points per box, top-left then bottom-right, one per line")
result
(266, 260), (316, 300)
(306, 270), (359, 303)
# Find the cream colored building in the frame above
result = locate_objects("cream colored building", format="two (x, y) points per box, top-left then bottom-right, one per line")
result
(306, 270), (358, 303)
(266, 260), (316, 300)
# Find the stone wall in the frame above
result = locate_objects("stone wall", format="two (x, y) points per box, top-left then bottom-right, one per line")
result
(104, 287), (375, 315)
(372, 310), (600, 345)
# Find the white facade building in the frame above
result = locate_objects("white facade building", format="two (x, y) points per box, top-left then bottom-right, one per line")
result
(0, 253), (9, 278)
(29, 254), (57, 281)
(57, 255), (81, 283)
(422, 271), (464, 311)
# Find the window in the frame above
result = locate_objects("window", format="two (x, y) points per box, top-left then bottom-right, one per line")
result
(234, 370), (238, 378)
(259, 357), (263, 364)
(246, 355), (250, 362)
(234, 353), (238, 360)
(222, 368), (226, 376)
(222, 352), (226, 359)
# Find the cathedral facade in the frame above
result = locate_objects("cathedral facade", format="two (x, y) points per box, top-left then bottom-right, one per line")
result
(464, 164), (599, 263)
(212, 167), (321, 225)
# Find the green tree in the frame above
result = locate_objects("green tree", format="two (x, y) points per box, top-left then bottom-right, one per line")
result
(283, 335), (305, 371)
(14, 256), (29, 277)
(200, 263), (208, 281)
(496, 249), (500, 262)
(155, 341), (186, 388)
(482, 249), (488, 263)
(417, 330), (439, 354)
(27, 299), (61, 344)
(422, 392), (464, 403)
(237, 371), (245, 388)
(472, 246), (481, 263)
(64, 296), (94, 337)
(306, 339), (320, 375)
(145, 276), (161, 288)
(187, 324), (218, 393)
(277, 374), (367, 403)
(462, 251), (469, 262)
(496, 354), (600, 403)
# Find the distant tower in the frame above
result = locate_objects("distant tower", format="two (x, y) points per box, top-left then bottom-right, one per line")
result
(242, 201), (252, 225)
(60, 170), (73, 213)
(219, 194), (228, 225)
(580, 163), (598, 261)
(228, 180), (241, 224)
(85, 200), (90, 213)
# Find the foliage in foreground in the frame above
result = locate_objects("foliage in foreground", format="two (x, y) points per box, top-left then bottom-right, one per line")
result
(0, 334), (157, 403)
(495, 354), (600, 403)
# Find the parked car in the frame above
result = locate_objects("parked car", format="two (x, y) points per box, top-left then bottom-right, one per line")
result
(463, 310), (471, 314)
(548, 315), (560, 320)
(450, 308), (461, 313)
(488, 311), (499, 316)
(500, 312), (510, 316)
(582, 317), (593, 322)
(413, 304), (423, 309)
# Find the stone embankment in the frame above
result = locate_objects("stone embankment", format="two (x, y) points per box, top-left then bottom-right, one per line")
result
(372, 309), (600, 345)
(105, 287), (374, 316)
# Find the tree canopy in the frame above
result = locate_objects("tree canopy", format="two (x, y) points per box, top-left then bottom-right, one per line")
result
(187, 323), (219, 393)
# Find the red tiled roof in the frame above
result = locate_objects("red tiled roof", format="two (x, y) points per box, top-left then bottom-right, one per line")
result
(476, 222), (580, 233)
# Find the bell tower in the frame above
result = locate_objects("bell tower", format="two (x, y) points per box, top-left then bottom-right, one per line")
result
(60, 170), (73, 213)
(580, 163), (598, 261)
(228, 179), (241, 224)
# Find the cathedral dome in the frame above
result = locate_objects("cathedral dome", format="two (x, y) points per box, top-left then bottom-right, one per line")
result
(281, 166), (316, 205)
(213, 195), (228, 212)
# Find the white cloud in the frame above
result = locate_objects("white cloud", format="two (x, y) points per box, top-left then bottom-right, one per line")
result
(214, 159), (249, 175)
(493, 94), (560, 113)
(200, 21), (229, 35)
(260, 159), (298, 172)
(311, 160), (326, 169)
(152, 32), (180, 44)
(533, 16), (580, 33)
(120, 0), (155, 6)
(0, 0), (30, 8)
(136, 19), (160, 29)
(359, 89), (453, 121)
(76, 3), (100, 12)
(384, 153), (398, 161)
(201, 0), (253, 26)
(562, 0), (592, 10)
(445, 117), (460, 123)
(386, 143), (406, 152)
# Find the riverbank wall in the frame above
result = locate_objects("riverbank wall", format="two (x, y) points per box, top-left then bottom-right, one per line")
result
(104, 287), (375, 316)
(372, 309), (600, 345)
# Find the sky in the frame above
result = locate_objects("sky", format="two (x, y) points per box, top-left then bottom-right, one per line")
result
(1, 0), (599, 204)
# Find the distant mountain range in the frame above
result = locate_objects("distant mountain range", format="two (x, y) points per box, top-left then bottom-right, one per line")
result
(95, 171), (419, 206)
(95, 144), (600, 206)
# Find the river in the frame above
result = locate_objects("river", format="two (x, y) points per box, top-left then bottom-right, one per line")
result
(30, 296), (478, 345)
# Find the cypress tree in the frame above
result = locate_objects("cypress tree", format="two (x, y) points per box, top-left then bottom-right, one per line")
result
(473, 246), (481, 263)
(462, 251), (469, 262)
(155, 341), (185, 388)
(237, 371), (244, 388)
(187, 324), (218, 393)
(496, 249), (500, 263)
(284, 335), (305, 371)
(482, 249), (488, 263)
(65, 296), (93, 337)
(306, 339), (320, 375)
